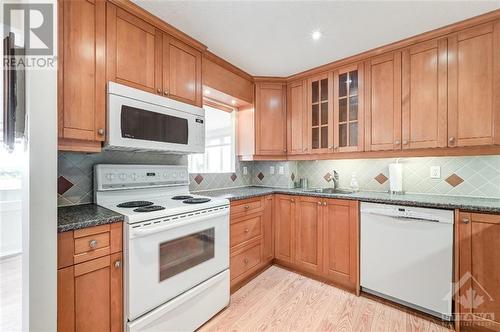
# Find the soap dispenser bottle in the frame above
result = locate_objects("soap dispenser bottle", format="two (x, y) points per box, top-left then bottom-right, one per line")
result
(350, 173), (359, 192)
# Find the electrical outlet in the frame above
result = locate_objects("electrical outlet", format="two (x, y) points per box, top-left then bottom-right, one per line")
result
(278, 166), (285, 175)
(243, 166), (248, 175)
(430, 166), (441, 179)
(270, 166), (275, 175)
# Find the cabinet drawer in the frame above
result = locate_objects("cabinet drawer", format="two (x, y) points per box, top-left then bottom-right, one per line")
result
(58, 223), (123, 269)
(231, 215), (262, 248)
(230, 242), (262, 280)
(231, 198), (263, 216)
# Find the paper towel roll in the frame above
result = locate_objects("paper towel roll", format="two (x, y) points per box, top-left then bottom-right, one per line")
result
(389, 163), (403, 193)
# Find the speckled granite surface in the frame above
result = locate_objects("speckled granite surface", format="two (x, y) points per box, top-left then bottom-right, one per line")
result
(196, 186), (500, 213)
(58, 204), (124, 233)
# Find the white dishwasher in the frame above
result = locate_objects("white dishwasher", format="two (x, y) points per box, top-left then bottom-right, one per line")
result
(360, 202), (454, 320)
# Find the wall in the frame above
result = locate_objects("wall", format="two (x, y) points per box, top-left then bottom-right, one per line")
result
(253, 155), (500, 199)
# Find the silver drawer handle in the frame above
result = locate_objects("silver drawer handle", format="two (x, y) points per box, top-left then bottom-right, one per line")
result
(89, 239), (98, 249)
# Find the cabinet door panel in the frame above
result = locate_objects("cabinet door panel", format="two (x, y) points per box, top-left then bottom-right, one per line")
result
(163, 36), (202, 106)
(323, 200), (358, 291)
(255, 83), (287, 155)
(107, 6), (157, 93)
(287, 80), (308, 154)
(60, 0), (105, 142)
(295, 197), (322, 273)
(263, 196), (274, 262)
(402, 39), (447, 149)
(448, 22), (500, 147)
(458, 212), (500, 330)
(308, 74), (333, 154)
(274, 195), (294, 262)
(365, 52), (402, 151)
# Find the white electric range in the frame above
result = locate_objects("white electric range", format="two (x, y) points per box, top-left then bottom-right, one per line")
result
(94, 164), (230, 332)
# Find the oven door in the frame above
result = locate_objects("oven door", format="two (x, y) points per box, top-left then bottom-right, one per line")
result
(125, 208), (229, 321)
(107, 82), (205, 153)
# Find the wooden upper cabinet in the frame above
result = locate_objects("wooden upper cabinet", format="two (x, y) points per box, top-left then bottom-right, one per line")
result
(287, 80), (308, 155)
(322, 199), (358, 292)
(333, 63), (364, 152)
(402, 39), (448, 149)
(160, 33), (202, 106)
(274, 195), (295, 263)
(255, 82), (287, 156)
(58, 0), (106, 150)
(365, 52), (402, 151)
(448, 22), (500, 147)
(457, 211), (500, 331)
(107, 5), (158, 93)
(295, 197), (323, 274)
(308, 73), (334, 154)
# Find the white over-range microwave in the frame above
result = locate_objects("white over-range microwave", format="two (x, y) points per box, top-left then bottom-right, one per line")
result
(106, 82), (205, 154)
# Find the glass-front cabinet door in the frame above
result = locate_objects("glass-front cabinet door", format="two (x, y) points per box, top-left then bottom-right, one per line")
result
(333, 63), (364, 152)
(308, 73), (333, 153)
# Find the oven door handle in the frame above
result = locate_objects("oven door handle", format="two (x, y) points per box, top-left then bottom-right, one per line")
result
(129, 208), (229, 239)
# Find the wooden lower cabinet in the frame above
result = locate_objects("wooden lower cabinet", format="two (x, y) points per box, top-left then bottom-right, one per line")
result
(274, 195), (295, 263)
(294, 196), (323, 274)
(58, 223), (123, 332)
(457, 211), (500, 331)
(262, 195), (275, 262)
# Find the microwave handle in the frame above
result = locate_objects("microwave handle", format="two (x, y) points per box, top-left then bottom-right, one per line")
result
(130, 208), (229, 239)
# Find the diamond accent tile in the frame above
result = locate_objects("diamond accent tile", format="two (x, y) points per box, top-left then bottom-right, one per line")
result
(194, 174), (204, 184)
(58, 176), (73, 195)
(375, 173), (388, 184)
(445, 173), (464, 187)
(230, 173), (237, 182)
(291, 172), (295, 181)
(323, 172), (332, 182)
(257, 172), (264, 181)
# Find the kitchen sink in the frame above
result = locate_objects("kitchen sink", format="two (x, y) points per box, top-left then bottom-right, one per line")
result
(302, 188), (354, 194)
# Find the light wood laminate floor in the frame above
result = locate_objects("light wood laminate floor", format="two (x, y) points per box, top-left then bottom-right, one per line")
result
(199, 266), (452, 332)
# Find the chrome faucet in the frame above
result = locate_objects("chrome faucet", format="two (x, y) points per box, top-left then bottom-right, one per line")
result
(332, 170), (339, 189)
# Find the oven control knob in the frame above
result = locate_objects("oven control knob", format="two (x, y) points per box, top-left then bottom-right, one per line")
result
(163, 173), (168, 178)
(172, 173), (177, 178)
(131, 173), (138, 180)
(119, 173), (127, 180)
(106, 173), (115, 181)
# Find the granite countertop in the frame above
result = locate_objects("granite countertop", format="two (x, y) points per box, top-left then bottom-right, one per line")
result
(196, 186), (500, 213)
(58, 204), (124, 233)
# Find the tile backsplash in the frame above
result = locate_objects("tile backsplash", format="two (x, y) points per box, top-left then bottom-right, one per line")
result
(58, 151), (500, 206)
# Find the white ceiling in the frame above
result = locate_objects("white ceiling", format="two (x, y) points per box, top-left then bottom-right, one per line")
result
(133, 1), (500, 77)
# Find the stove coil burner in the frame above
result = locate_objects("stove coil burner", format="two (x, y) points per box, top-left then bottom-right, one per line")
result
(171, 195), (194, 200)
(133, 205), (166, 212)
(183, 198), (211, 204)
(117, 201), (154, 208)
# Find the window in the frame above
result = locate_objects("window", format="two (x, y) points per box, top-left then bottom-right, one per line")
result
(188, 104), (235, 173)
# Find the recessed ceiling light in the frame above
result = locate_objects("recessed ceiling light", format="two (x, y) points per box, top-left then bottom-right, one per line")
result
(204, 89), (210, 95)
(311, 30), (322, 41)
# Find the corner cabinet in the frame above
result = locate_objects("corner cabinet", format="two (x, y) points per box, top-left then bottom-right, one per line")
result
(448, 22), (500, 147)
(58, 0), (106, 152)
(255, 82), (287, 156)
(106, 3), (202, 106)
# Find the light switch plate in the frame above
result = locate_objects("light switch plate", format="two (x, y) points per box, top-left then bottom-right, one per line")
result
(430, 166), (441, 179)
(243, 166), (248, 175)
(270, 166), (275, 175)
(278, 166), (285, 175)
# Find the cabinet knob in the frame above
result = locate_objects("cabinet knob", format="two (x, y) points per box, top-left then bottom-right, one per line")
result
(89, 239), (98, 249)
(329, 145), (334, 149)
(114, 260), (121, 268)
(303, 147), (307, 152)
(244, 228), (249, 233)
(243, 258), (249, 264)
(244, 205), (250, 210)
(291, 198), (295, 203)
(323, 202), (327, 206)
(283, 149), (287, 152)
(395, 140), (401, 145)
(462, 218), (470, 224)
(163, 90), (169, 96)
(317, 201), (322, 205)
(97, 128), (104, 135)
(402, 140), (408, 145)
(449, 137), (455, 143)
(157, 88), (161, 93)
